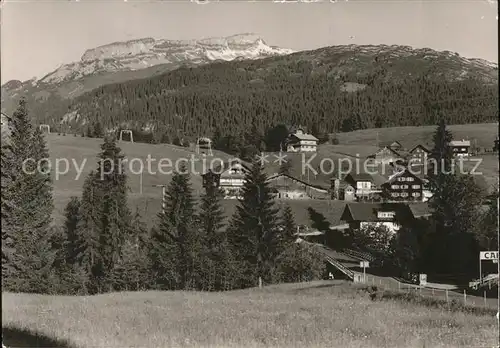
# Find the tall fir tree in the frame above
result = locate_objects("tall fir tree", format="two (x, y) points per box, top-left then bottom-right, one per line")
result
(229, 159), (281, 288)
(280, 205), (298, 247)
(92, 136), (132, 292)
(1, 98), (56, 292)
(112, 208), (151, 291)
(427, 118), (454, 190)
(63, 197), (81, 265)
(198, 183), (230, 290)
(149, 164), (200, 290)
(424, 120), (485, 279)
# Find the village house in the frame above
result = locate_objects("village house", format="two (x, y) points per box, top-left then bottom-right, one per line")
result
(449, 139), (471, 157)
(380, 141), (404, 152)
(343, 173), (382, 200)
(367, 146), (404, 165)
(286, 128), (318, 153)
(201, 159), (250, 199)
(267, 173), (330, 200)
(381, 168), (425, 202)
(331, 178), (356, 201)
(408, 144), (431, 165)
(340, 202), (431, 234)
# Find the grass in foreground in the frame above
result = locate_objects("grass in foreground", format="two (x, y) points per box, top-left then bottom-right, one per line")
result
(2, 281), (498, 348)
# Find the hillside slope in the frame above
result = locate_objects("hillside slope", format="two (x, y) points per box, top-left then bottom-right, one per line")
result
(5, 44), (497, 142)
(1, 33), (293, 115)
(3, 281), (498, 348)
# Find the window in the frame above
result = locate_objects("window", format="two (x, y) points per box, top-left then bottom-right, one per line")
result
(398, 177), (405, 182)
(377, 211), (395, 219)
(412, 192), (421, 197)
(400, 192), (408, 197)
(391, 185), (399, 189)
(412, 185), (420, 189)
(401, 185), (408, 189)
(406, 177), (414, 182)
(391, 192), (399, 197)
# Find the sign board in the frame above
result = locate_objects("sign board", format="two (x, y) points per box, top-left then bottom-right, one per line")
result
(419, 274), (427, 286)
(360, 261), (370, 268)
(480, 251), (499, 261)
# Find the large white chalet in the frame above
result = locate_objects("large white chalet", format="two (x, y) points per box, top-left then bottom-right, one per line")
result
(286, 128), (318, 153)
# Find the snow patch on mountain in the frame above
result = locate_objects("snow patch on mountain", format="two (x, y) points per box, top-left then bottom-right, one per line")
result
(39, 34), (294, 84)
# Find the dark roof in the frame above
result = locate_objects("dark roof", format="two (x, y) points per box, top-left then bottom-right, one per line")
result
(384, 168), (424, 184)
(369, 146), (403, 158)
(346, 173), (373, 182)
(380, 141), (403, 148)
(267, 173), (329, 192)
(220, 199), (347, 228)
(341, 203), (400, 222)
(409, 144), (431, 154)
(289, 133), (319, 142)
(203, 158), (251, 175)
(341, 202), (431, 222)
(408, 202), (433, 218)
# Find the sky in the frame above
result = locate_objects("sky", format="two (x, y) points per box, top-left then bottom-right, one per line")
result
(1, 0), (498, 84)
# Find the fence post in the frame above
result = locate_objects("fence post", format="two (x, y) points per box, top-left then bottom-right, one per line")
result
(463, 289), (466, 305)
(398, 281), (400, 291)
(484, 290), (487, 307)
(445, 289), (449, 303)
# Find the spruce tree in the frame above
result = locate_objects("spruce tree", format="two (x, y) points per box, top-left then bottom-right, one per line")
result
(280, 205), (298, 247)
(149, 164), (200, 290)
(424, 120), (485, 279)
(63, 197), (81, 265)
(198, 183), (230, 290)
(229, 159), (280, 288)
(1, 98), (56, 292)
(427, 118), (453, 188)
(91, 136), (132, 292)
(112, 208), (151, 291)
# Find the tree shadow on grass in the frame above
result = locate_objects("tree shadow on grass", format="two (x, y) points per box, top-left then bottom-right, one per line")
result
(2, 326), (75, 348)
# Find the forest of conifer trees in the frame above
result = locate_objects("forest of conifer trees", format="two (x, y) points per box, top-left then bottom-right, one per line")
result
(2, 98), (498, 295)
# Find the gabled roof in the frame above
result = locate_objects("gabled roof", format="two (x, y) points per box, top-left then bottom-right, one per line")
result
(409, 144), (431, 154)
(341, 203), (404, 222)
(369, 146), (403, 158)
(202, 158), (251, 176)
(341, 202), (431, 222)
(383, 168), (424, 185)
(408, 202), (433, 218)
(267, 173), (329, 191)
(449, 140), (471, 147)
(380, 141), (403, 149)
(346, 172), (373, 182)
(289, 133), (319, 142)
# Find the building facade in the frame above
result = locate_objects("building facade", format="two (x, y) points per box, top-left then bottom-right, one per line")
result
(449, 140), (471, 157)
(286, 129), (319, 153)
(408, 144), (430, 165)
(201, 160), (250, 199)
(382, 169), (424, 202)
(267, 173), (329, 199)
(368, 146), (402, 165)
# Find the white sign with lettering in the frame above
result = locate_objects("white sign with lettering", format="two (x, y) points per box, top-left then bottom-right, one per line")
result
(480, 251), (499, 261)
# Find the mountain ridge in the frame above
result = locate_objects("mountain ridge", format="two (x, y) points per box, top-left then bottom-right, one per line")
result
(1, 40), (498, 141)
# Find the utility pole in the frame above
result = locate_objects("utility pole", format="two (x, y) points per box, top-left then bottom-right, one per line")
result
(153, 184), (168, 214)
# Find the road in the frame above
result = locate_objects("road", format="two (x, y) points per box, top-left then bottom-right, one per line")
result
(310, 242), (498, 309)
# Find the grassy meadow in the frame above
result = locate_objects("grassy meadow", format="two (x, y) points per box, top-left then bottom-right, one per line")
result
(334, 123), (499, 149)
(2, 281), (498, 348)
(45, 122), (498, 227)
